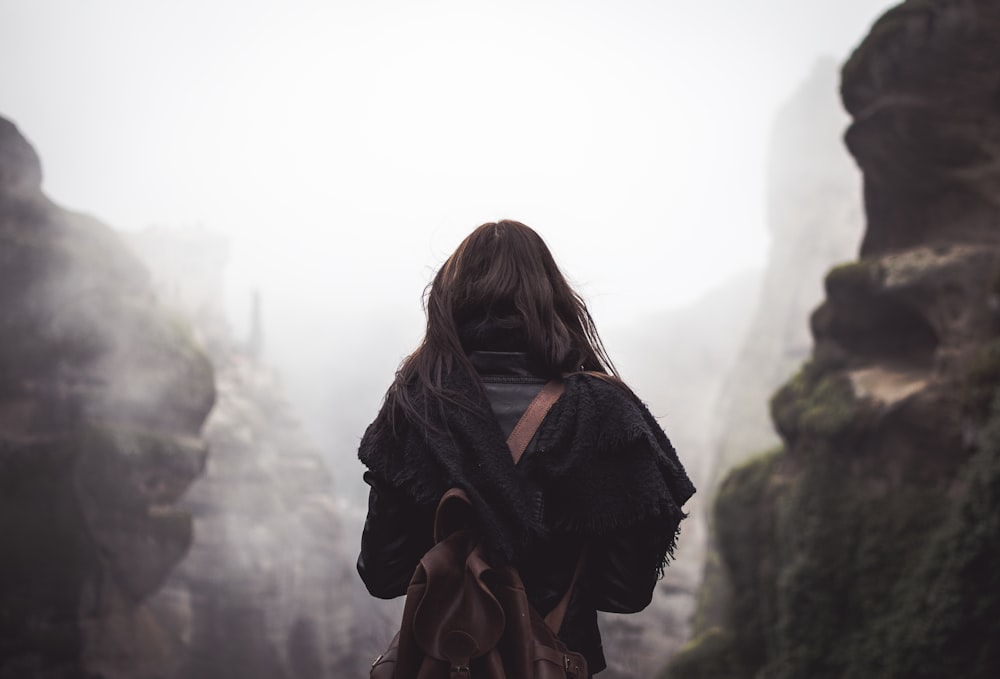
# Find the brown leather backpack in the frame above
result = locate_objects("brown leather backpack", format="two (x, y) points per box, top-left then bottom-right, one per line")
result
(369, 381), (589, 679)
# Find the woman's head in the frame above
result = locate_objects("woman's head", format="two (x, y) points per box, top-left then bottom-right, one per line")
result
(389, 220), (618, 418)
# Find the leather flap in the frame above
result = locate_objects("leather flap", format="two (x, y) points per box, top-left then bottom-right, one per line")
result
(434, 487), (476, 543)
(412, 531), (505, 662)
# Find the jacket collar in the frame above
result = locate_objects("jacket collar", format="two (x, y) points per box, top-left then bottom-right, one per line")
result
(467, 350), (541, 378)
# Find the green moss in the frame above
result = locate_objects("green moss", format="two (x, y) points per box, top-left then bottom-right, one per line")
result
(691, 448), (786, 637)
(690, 544), (729, 635)
(809, 342), (851, 377)
(797, 375), (859, 439)
(667, 449), (787, 679)
(765, 453), (949, 679)
(772, 370), (807, 442)
(715, 449), (783, 520)
(668, 392), (994, 678)
(771, 363), (860, 446)
(879, 392), (1000, 677)
(683, 404), (998, 679)
(824, 260), (878, 299)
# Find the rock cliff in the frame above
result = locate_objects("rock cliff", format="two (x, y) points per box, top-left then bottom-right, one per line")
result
(0, 117), (214, 678)
(127, 228), (374, 679)
(690, 58), (867, 636)
(665, 1), (1000, 677)
(598, 57), (867, 674)
(708, 58), (866, 488)
(0, 117), (373, 679)
(596, 272), (762, 677)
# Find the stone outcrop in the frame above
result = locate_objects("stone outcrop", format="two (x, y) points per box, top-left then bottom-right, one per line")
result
(665, 1), (1000, 677)
(708, 58), (866, 487)
(0, 117), (372, 679)
(841, 0), (1000, 258)
(128, 228), (374, 679)
(0, 117), (214, 678)
(689, 58), (867, 638)
(599, 57), (867, 675)
(147, 341), (366, 679)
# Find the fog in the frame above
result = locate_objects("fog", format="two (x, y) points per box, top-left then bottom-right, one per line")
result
(1, 0), (895, 476)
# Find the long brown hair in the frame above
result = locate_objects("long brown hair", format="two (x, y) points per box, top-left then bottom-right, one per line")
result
(386, 220), (621, 425)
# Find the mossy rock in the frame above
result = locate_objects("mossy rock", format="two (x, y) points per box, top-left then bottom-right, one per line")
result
(824, 259), (880, 301)
(662, 627), (743, 679)
(669, 399), (991, 678)
(666, 450), (787, 679)
(771, 363), (861, 447)
(690, 542), (730, 635)
(878, 391), (1000, 677)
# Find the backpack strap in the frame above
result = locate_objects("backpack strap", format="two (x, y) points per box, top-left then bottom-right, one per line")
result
(506, 379), (565, 465)
(504, 379), (584, 635)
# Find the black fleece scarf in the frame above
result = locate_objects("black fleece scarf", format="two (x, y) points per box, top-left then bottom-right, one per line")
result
(358, 365), (695, 566)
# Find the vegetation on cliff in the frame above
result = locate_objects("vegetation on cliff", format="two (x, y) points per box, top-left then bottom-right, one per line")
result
(665, 0), (1000, 676)
(666, 353), (1000, 678)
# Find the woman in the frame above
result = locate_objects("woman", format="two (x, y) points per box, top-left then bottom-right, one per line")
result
(357, 220), (694, 674)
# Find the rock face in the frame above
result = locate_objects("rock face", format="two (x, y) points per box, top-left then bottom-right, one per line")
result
(708, 58), (866, 487)
(841, 0), (1000, 258)
(147, 340), (366, 679)
(0, 117), (214, 678)
(128, 228), (374, 679)
(595, 272), (761, 677)
(688, 58), (867, 638)
(665, 2), (1000, 677)
(599, 57), (866, 675)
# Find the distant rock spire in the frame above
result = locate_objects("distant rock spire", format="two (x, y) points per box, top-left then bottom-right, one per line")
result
(248, 289), (263, 359)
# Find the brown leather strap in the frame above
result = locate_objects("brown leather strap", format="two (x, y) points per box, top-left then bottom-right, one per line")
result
(505, 380), (565, 465)
(531, 642), (586, 676)
(505, 379), (581, 636)
(542, 548), (586, 634)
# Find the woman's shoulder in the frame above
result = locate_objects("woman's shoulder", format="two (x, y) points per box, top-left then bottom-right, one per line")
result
(548, 372), (664, 447)
(562, 371), (645, 411)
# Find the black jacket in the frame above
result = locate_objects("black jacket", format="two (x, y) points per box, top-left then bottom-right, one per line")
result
(357, 351), (673, 673)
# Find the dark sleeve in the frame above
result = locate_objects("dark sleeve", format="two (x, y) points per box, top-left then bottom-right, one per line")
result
(586, 517), (664, 613)
(356, 471), (435, 599)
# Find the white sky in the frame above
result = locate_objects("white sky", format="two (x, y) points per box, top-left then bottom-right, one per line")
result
(0, 0), (896, 455)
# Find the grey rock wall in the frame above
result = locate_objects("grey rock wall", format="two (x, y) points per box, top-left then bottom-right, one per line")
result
(128, 228), (374, 679)
(0, 116), (214, 679)
(666, 2), (1000, 676)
